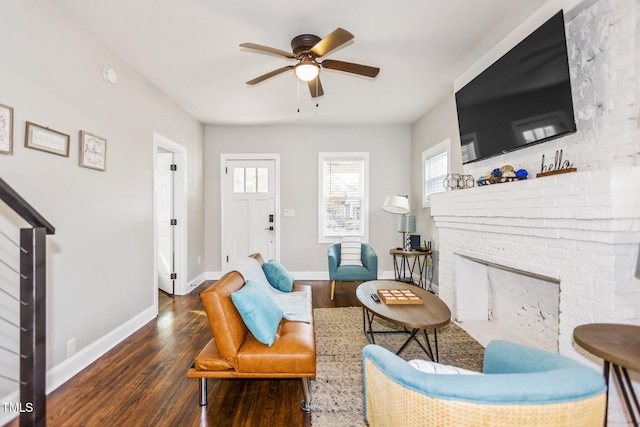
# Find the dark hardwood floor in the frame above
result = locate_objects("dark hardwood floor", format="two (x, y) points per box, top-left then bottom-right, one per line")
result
(12, 280), (361, 426)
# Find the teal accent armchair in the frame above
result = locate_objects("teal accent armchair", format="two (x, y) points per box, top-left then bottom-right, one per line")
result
(362, 340), (607, 427)
(327, 243), (377, 300)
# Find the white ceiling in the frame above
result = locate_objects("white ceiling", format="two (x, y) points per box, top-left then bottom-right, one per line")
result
(52, 0), (549, 126)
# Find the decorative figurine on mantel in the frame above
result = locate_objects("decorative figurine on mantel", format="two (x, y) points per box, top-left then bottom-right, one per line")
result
(443, 174), (475, 190)
(477, 165), (528, 186)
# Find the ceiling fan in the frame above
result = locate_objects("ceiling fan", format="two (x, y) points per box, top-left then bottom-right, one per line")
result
(240, 28), (380, 98)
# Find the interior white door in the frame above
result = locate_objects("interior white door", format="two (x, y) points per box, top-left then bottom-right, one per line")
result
(156, 151), (174, 294)
(224, 159), (276, 268)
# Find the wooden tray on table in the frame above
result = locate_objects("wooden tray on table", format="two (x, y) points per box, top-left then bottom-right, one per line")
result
(376, 288), (423, 305)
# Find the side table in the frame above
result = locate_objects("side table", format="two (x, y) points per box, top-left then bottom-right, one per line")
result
(389, 249), (432, 289)
(573, 323), (640, 427)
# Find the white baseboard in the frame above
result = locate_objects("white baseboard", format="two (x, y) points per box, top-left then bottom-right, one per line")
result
(45, 305), (157, 395)
(378, 271), (396, 280)
(0, 306), (156, 425)
(201, 270), (396, 281)
(182, 269), (385, 294)
(290, 271), (329, 280)
(205, 271), (224, 281)
(183, 272), (207, 294)
(292, 271), (396, 281)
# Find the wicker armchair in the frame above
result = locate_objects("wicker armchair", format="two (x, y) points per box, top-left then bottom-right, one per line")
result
(362, 340), (606, 427)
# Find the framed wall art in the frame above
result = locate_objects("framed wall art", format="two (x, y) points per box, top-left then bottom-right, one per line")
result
(0, 103), (14, 155)
(79, 130), (107, 171)
(25, 121), (70, 157)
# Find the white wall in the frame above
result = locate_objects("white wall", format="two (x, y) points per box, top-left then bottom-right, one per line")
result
(410, 94), (463, 290)
(0, 0), (204, 405)
(204, 125), (411, 275)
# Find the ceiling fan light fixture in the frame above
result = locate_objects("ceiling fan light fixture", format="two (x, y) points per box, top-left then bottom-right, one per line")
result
(294, 60), (319, 82)
(242, 28), (378, 96)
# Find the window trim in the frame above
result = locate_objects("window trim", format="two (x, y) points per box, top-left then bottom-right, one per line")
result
(318, 152), (369, 243)
(422, 139), (451, 208)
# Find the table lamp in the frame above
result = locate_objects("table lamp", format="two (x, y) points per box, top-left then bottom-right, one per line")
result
(383, 195), (416, 250)
(398, 215), (416, 251)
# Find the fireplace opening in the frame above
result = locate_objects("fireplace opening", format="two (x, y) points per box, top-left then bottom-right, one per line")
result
(455, 254), (560, 352)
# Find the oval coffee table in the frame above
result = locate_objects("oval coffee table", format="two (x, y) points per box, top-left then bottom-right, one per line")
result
(356, 280), (451, 362)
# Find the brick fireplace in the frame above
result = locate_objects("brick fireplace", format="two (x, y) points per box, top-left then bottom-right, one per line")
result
(431, 166), (640, 358)
(431, 166), (640, 424)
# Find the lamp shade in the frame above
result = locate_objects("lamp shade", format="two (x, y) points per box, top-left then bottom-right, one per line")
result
(382, 195), (410, 214)
(398, 215), (416, 233)
(295, 60), (319, 82)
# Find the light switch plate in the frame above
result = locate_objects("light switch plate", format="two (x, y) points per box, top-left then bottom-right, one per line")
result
(284, 209), (295, 217)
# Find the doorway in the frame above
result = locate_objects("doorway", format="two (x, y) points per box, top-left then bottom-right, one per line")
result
(156, 147), (175, 295)
(153, 133), (187, 310)
(220, 154), (280, 270)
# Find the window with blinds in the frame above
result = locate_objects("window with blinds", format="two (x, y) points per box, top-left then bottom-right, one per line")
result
(422, 139), (451, 207)
(318, 153), (369, 242)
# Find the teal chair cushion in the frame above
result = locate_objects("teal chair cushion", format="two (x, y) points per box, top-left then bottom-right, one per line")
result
(362, 340), (606, 404)
(328, 243), (378, 281)
(333, 265), (375, 281)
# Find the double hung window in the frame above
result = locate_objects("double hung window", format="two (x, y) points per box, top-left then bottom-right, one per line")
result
(422, 139), (451, 207)
(318, 152), (369, 242)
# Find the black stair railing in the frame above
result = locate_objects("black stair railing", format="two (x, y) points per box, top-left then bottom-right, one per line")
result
(0, 177), (54, 427)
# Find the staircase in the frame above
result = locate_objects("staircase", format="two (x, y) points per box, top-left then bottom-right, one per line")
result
(0, 177), (54, 427)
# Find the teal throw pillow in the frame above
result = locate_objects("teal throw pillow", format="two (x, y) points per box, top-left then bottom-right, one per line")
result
(231, 280), (283, 346)
(263, 260), (294, 292)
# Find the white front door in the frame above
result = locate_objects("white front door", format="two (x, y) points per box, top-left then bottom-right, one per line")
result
(222, 158), (277, 269)
(156, 150), (175, 294)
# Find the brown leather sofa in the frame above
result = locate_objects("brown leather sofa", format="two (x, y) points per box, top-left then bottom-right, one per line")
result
(187, 254), (316, 411)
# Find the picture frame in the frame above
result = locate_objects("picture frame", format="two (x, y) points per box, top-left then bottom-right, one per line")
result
(0, 103), (14, 155)
(25, 121), (70, 157)
(79, 130), (107, 171)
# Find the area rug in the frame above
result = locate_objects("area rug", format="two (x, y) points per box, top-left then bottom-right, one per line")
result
(310, 306), (485, 427)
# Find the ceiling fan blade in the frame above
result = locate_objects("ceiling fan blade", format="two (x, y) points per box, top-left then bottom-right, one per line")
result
(321, 59), (380, 78)
(240, 43), (295, 59)
(246, 66), (294, 85)
(307, 77), (324, 98)
(310, 28), (354, 57)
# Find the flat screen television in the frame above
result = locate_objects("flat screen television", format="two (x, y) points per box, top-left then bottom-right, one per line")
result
(455, 11), (576, 164)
